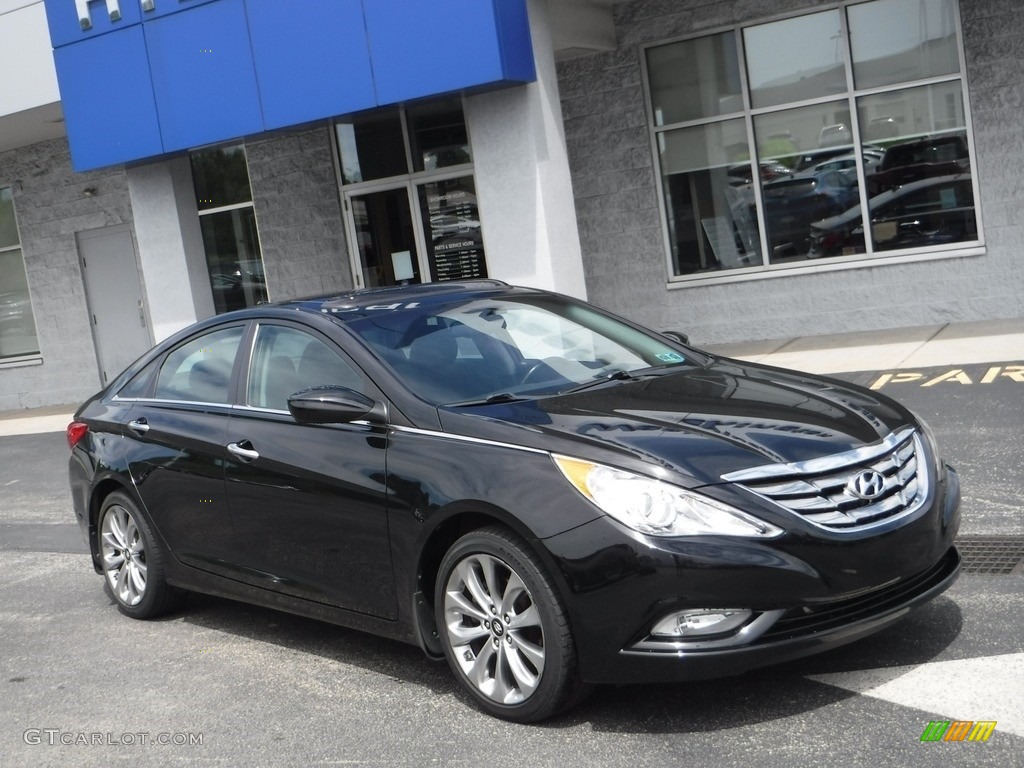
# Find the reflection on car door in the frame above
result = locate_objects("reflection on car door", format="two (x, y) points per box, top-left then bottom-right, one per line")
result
(223, 323), (395, 618)
(123, 324), (246, 578)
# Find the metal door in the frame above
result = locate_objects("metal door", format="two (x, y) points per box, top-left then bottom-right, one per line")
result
(76, 225), (151, 384)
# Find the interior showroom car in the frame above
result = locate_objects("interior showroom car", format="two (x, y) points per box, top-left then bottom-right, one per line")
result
(67, 280), (961, 722)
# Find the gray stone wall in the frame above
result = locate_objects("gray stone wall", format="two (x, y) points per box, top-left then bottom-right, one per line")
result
(246, 127), (353, 300)
(558, 0), (1024, 344)
(0, 138), (132, 409)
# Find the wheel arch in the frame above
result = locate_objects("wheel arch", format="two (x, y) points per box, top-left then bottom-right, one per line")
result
(411, 504), (576, 659)
(86, 476), (143, 573)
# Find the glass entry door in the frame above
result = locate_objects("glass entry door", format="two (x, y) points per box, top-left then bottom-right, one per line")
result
(346, 186), (425, 289)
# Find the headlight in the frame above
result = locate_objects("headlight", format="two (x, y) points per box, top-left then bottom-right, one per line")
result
(553, 455), (783, 538)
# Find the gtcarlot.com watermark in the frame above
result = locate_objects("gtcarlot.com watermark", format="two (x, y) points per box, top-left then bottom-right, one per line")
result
(24, 729), (203, 747)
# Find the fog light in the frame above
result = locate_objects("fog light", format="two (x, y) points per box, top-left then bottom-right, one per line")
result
(651, 609), (752, 638)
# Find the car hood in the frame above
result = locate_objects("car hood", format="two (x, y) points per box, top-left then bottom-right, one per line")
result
(437, 359), (912, 486)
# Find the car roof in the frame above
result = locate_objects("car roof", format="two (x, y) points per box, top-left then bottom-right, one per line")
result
(276, 279), (529, 319)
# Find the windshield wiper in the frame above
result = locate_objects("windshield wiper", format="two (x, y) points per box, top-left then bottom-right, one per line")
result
(449, 392), (532, 407)
(558, 363), (688, 395)
(558, 370), (634, 395)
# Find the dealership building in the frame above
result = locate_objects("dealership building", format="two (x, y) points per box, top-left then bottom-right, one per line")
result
(0, 0), (1020, 409)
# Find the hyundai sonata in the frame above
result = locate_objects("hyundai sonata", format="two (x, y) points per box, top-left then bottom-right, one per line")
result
(68, 280), (960, 722)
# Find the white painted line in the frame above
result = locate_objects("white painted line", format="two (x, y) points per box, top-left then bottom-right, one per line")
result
(807, 652), (1024, 738)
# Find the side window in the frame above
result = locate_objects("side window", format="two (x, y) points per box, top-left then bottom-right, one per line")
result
(117, 359), (159, 399)
(154, 326), (245, 403)
(247, 325), (364, 411)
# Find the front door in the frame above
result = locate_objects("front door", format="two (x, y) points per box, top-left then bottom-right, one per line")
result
(223, 322), (395, 618)
(76, 225), (152, 385)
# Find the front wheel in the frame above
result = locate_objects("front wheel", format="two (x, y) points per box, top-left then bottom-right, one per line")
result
(435, 526), (588, 722)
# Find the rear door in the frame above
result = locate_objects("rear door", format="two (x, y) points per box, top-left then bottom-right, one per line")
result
(223, 321), (395, 618)
(120, 323), (247, 576)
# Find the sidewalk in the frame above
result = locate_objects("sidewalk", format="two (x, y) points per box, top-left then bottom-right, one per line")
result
(1, 317), (1021, 438)
(703, 316), (1024, 375)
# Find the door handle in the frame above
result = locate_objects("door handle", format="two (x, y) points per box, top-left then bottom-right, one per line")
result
(227, 441), (260, 462)
(127, 418), (149, 435)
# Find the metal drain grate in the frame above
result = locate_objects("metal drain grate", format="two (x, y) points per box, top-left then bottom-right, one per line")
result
(956, 537), (1024, 575)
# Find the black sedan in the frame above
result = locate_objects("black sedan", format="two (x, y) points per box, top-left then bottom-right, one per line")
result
(68, 281), (961, 722)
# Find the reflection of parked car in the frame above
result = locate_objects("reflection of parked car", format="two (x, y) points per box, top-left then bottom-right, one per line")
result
(867, 134), (970, 195)
(812, 149), (884, 181)
(808, 174), (975, 258)
(819, 123), (851, 147)
(0, 291), (36, 339)
(762, 170), (859, 258)
(727, 161), (791, 187)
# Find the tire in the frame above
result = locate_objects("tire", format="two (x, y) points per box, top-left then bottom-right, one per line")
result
(435, 525), (588, 722)
(97, 491), (185, 619)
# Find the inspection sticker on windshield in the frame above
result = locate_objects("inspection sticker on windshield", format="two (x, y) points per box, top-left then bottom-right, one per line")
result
(656, 352), (686, 363)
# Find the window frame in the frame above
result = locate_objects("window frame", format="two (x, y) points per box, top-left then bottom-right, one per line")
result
(0, 184), (42, 366)
(330, 98), (488, 289)
(190, 144), (270, 314)
(241, 321), (369, 414)
(640, 0), (983, 288)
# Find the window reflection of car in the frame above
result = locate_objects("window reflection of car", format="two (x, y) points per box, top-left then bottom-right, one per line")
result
(210, 268), (269, 312)
(727, 161), (791, 187)
(0, 291), (35, 337)
(812, 149), (883, 181)
(819, 123), (851, 148)
(808, 174), (975, 258)
(422, 144), (471, 171)
(761, 170), (859, 258)
(867, 134), (970, 195)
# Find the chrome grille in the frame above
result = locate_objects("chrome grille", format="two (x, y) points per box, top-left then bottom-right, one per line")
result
(722, 428), (928, 531)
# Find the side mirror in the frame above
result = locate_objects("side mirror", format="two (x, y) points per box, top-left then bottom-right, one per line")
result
(288, 386), (377, 425)
(661, 330), (690, 346)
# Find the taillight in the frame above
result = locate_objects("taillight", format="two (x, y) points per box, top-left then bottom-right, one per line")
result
(67, 421), (89, 450)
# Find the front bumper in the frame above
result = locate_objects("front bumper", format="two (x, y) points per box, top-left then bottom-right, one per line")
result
(543, 464), (961, 685)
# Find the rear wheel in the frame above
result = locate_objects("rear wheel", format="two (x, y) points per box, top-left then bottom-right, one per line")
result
(98, 491), (184, 619)
(435, 526), (588, 722)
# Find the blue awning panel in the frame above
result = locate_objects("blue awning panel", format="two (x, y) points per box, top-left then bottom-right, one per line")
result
(43, 0), (536, 171)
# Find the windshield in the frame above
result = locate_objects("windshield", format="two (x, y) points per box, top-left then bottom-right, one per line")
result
(341, 294), (700, 405)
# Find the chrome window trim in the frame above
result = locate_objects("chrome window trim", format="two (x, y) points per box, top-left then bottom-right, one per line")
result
(113, 396), (234, 410)
(389, 425), (549, 455)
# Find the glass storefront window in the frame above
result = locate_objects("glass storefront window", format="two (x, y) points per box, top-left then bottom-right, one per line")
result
(646, 32), (743, 125)
(191, 146), (252, 211)
(336, 111), (408, 184)
(659, 120), (761, 275)
(0, 187), (40, 359)
(199, 207), (268, 314)
(753, 101), (863, 262)
(849, 0), (960, 90)
(417, 176), (485, 281)
(408, 100), (471, 172)
(191, 145), (269, 314)
(337, 98), (487, 287)
(744, 10), (846, 109)
(645, 0), (978, 280)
